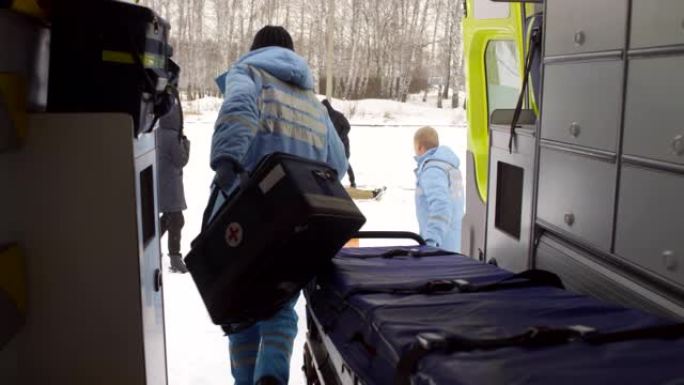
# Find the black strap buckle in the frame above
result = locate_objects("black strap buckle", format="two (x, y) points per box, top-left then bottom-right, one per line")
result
(416, 332), (448, 350)
(422, 280), (457, 294)
(420, 279), (472, 294)
(526, 325), (597, 346)
(453, 279), (472, 292)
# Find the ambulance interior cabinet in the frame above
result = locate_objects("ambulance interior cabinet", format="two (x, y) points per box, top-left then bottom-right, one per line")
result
(485, 117), (537, 273)
(16, 114), (167, 385)
(536, 0), (684, 319)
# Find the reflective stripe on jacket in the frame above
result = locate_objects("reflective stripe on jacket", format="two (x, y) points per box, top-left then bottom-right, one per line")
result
(211, 47), (347, 188)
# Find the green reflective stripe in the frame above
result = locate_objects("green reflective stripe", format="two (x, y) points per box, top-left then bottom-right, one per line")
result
(428, 215), (450, 224)
(262, 331), (296, 341)
(250, 66), (325, 121)
(258, 69), (313, 99)
(424, 159), (454, 172)
(215, 114), (260, 133)
(262, 101), (326, 135)
(230, 343), (259, 355)
(231, 355), (256, 368)
(101, 50), (165, 68)
(263, 119), (325, 149)
(261, 339), (293, 356)
(261, 87), (321, 117)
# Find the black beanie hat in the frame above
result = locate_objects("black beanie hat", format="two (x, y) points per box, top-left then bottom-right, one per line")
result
(250, 25), (295, 52)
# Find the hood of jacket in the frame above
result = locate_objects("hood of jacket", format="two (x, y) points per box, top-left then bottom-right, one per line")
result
(415, 146), (461, 172)
(215, 47), (314, 94)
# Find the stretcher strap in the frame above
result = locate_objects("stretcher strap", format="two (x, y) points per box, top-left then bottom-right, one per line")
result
(337, 247), (457, 260)
(395, 323), (684, 385)
(344, 269), (563, 299)
(352, 231), (427, 246)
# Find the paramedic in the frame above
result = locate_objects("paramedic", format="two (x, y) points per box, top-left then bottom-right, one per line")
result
(157, 61), (190, 273)
(210, 26), (348, 385)
(322, 99), (356, 188)
(414, 126), (464, 253)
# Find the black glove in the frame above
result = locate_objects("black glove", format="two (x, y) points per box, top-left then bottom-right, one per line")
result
(215, 159), (237, 192)
(215, 157), (247, 193)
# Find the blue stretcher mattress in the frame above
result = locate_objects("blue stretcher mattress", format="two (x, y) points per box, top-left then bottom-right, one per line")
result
(304, 246), (684, 385)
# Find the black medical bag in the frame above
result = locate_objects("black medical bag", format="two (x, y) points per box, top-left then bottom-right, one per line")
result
(185, 153), (366, 333)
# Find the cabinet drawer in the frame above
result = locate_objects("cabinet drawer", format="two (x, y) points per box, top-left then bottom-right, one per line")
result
(545, 0), (627, 56)
(537, 147), (615, 251)
(624, 55), (684, 166)
(541, 60), (623, 152)
(631, 0), (684, 49)
(615, 165), (684, 288)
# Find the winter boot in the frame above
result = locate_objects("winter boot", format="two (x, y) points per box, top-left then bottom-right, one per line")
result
(169, 254), (188, 273)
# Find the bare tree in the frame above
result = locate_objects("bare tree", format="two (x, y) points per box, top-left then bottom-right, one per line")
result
(441, 0), (454, 101)
(138, 0), (464, 101)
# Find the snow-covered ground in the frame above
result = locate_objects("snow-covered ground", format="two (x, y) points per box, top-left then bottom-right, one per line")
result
(162, 97), (467, 385)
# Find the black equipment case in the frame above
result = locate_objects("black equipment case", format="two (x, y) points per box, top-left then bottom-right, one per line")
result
(48, 0), (172, 136)
(185, 153), (366, 333)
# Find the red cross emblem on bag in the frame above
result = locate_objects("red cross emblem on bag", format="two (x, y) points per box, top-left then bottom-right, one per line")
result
(225, 223), (243, 247)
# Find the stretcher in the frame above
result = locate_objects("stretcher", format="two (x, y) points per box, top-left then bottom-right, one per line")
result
(303, 232), (684, 385)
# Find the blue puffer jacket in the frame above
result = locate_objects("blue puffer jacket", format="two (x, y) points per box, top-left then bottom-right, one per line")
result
(415, 146), (464, 253)
(211, 47), (347, 188)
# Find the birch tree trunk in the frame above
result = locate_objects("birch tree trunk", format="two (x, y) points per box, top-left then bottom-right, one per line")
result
(442, 0), (454, 100)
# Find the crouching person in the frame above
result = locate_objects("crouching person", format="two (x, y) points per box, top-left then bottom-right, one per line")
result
(414, 126), (464, 253)
(210, 26), (347, 385)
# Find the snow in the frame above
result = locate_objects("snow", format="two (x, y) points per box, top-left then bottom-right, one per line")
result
(318, 95), (465, 126)
(162, 96), (467, 385)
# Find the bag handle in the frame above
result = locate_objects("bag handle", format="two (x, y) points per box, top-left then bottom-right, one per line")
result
(201, 159), (249, 230)
(343, 269), (563, 299)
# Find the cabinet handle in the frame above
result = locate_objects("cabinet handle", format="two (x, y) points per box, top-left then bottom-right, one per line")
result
(569, 122), (581, 138)
(564, 213), (575, 226)
(574, 30), (586, 46)
(154, 268), (162, 292)
(672, 135), (684, 156)
(662, 250), (678, 272)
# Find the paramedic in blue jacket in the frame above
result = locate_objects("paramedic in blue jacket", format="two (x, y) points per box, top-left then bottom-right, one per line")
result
(414, 126), (464, 253)
(210, 26), (348, 385)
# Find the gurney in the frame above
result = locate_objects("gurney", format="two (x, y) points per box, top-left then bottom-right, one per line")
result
(303, 232), (684, 385)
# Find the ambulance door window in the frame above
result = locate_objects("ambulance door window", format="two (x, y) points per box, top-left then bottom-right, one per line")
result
(474, 0), (510, 19)
(484, 40), (521, 118)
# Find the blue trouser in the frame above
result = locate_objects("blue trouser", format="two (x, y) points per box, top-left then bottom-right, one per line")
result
(228, 296), (299, 385)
